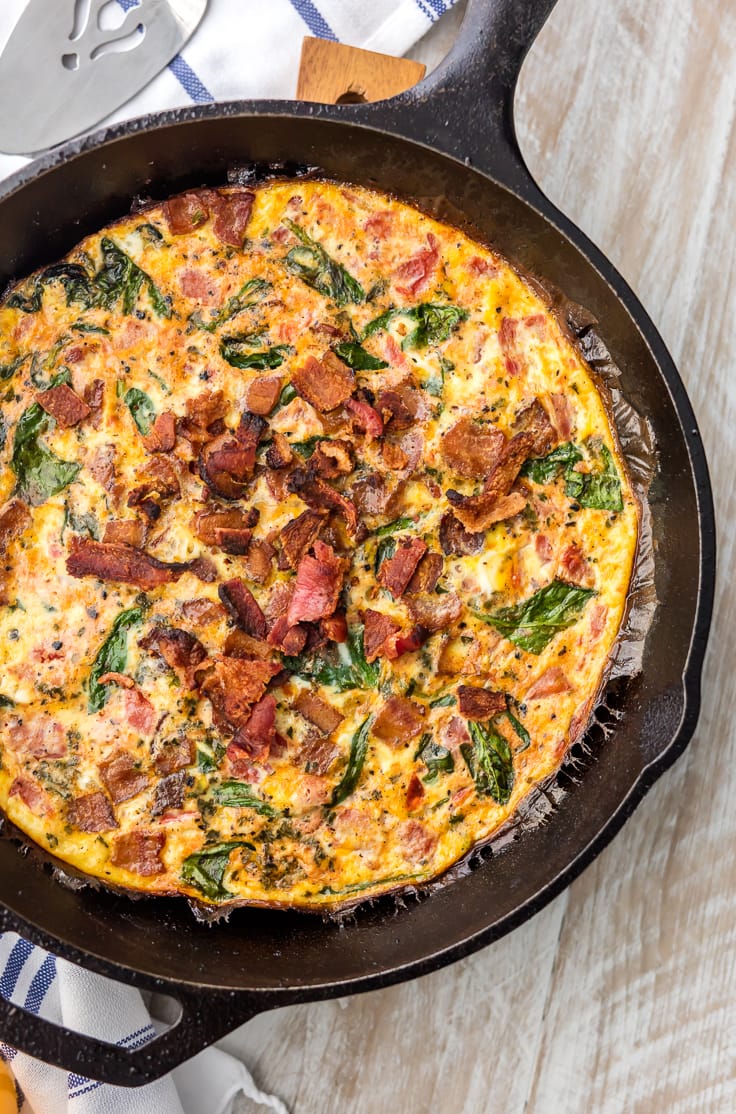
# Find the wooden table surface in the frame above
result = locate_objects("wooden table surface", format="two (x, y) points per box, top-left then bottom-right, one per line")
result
(229, 2), (734, 1110)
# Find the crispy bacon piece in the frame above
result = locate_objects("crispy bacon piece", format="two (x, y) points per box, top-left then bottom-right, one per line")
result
(153, 735), (195, 776)
(560, 543), (594, 587)
(299, 732), (340, 776)
(230, 694), (277, 759)
(294, 690), (343, 735)
(180, 597), (227, 626)
(142, 411), (176, 453)
(400, 819), (437, 863)
(457, 685), (507, 721)
(218, 578), (268, 639)
(84, 378), (104, 429)
(394, 233), (439, 297)
(441, 417), (505, 479)
(165, 191), (210, 234)
(69, 790), (116, 831)
(102, 518), (147, 548)
(8, 776), (51, 817)
(287, 541), (346, 626)
(246, 375), (283, 416)
(375, 386), (417, 430)
(346, 398), (383, 438)
(151, 771), (186, 816)
(515, 398), (555, 456)
(127, 456), (180, 506)
(199, 656), (281, 732)
(243, 540), (274, 584)
(286, 470), (358, 533)
(309, 439), (354, 479)
(320, 611), (348, 643)
(140, 626), (207, 686)
(67, 537), (201, 590)
(526, 666), (572, 700)
(208, 189), (255, 247)
(446, 432), (533, 531)
(99, 751), (149, 804)
(406, 773), (425, 811)
(265, 432), (294, 470)
(0, 499), (31, 552)
(124, 689), (157, 734)
(378, 536), (427, 598)
(36, 382), (90, 428)
(351, 472), (396, 517)
(406, 551), (443, 595)
(363, 609), (401, 662)
(408, 593), (463, 633)
(182, 389), (229, 438)
(373, 695), (425, 746)
(87, 444), (116, 492)
(199, 413), (266, 500)
(225, 629), (273, 660)
(394, 625), (429, 656)
(267, 614), (308, 655)
(292, 353), (355, 412)
(193, 506), (258, 551)
(111, 831), (166, 876)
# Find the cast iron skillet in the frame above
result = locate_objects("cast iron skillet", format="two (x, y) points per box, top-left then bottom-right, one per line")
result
(0, 0), (715, 1086)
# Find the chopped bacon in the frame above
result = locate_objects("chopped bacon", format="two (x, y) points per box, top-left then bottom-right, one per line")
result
(535, 534), (554, 564)
(299, 732), (340, 776)
(589, 603), (608, 642)
(36, 382), (90, 428)
(446, 431), (533, 531)
(199, 655), (281, 732)
(498, 316), (522, 376)
(67, 537), (202, 590)
(547, 393), (574, 440)
(193, 506), (257, 549)
(346, 398), (384, 438)
(9, 776), (51, 817)
(351, 472), (396, 517)
(84, 378), (104, 429)
(218, 578), (268, 639)
(560, 543), (594, 587)
(123, 688), (157, 735)
(278, 510), (325, 570)
(394, 233), (439, 297)
(406, 551), (443, 595)
(178, 267), (216, 302)
(127, 456), (180, 506)
(364, 210), (394, 237)
(468, 255), (498, 277)
(394, 625), (429, 656)
(457, 685), (507, 721)
(265, 432), (294, 470)
(287, 541), (346, 625)
(183, 389), (229, 435)
(180, 597), (227, 626)
(99, 750), (149, 804)
(294, 691), (343, 735)
(230, 694), (277, 759)
(526, 666), (572, 700)
(69, 790), (116, 831)
(447, 490), (527, 532)
(515, 398), (555, 457)
(208, 189), (255, 247)
(267, 615), (307, 655)
(286, 470), (358, 533)
(363, 609), (401, 662)
(373, 695), (425, 746)
(140, 626), (207, 686)
(87, 444), (116, 492)
(399, 819), (437, 863)
(246, 375), (283, 416)
(406, 773), (425, 811)
(441, 715), (471, 754)
(310, 439), (354, 479)
(224, 628), (273, 660)
(408, 593), (463, 633)
(165, 191), (210, 234)
(292, 353), (355, 412)
(243, 540), (274, 584)
(187, 556), (218, 584)
(153, 735), (195, 776)
(111, 831), (166, 876)
(0, 499), (31, 552)
(439, 512), (485, 556)
(440, 417), (505, 479)
(375, 385), (417, 431)
(102, 518), (147, 548)
(96, 671), (134, 689)
(64, 345), (84, 364)
(320, 611), (348, 643)
(199, 414), (266, 500)
(151, 771), (186, 816)
(378, 536), (427, 598)
(142, 411), (176, 453)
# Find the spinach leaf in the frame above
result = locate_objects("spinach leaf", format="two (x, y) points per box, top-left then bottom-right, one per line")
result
(136, 222), (163, 243)
(332, 340), (387, 370)
(284, 625), (379, 692)
(415, 733), (454, 783)
(0, 354), (28, 381)
(95, 237), (171, 318)
(181, 841), (251, 901)
(220, 334), (290, 370)
(63, 506), (100, 540)
(71, 321), (110, 335)
(124, 387), (156, 436)
(0, 694), (15, 708)
(474, 579), (596, 654)
(507, 710), (531, 752)
(364, 303), (467, 350)
(212, 781), (280, 817)
(374, 516), (413, 537)
(429, 692), (456, 708)
(193, 277), (271, 333)
(284, 220), (365, 306)
(374, 535), (396, 574)
(319, 871), (424, 897)
(11, 399), (81, 506)
(565, 444), (623, 512)
(0, 414), (6, 452)
(426, 354), (452, 398)
(291, 435), (325, 459)
(330, 716), (372, 806)
(276, 382), (297, 408)
(521, 441), (582, 484)
(196, 738), (225, 772)
(40, 263), (99, 309)
(6, 286), (42, 312)
(87, 606), (146, 713)
(461, 721), (514, 804)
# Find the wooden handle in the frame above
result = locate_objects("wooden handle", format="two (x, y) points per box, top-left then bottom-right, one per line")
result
(296, 37), (426, 105)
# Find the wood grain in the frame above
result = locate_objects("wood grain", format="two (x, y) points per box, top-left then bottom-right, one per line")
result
(230, 2), (735, 1110)
(296, 38), (425, 105)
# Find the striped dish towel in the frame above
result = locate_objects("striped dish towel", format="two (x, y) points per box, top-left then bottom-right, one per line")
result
(0, 4), (460, 1112)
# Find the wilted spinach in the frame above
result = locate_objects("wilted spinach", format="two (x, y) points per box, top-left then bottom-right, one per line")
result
(11, 391), (82, 506)
(565, 444), (623, 512)
(474, 579), (596, 655)
(212, 781), (280, 817)
(415, 733), (455, 783)
(87, 606), (146, 713)
(283, 625), (379, 692)
(95, 237), (171, 317)
(124, 387), (156, 436)
(364, 303), (467, 350)
(181, 841), (252, 901)
(332, 340), (387, 370)
(219, 334), (290, 370)
(461, 721), (514, 804)
(330, 716), (372, 806)
(284, 220), (365, 306)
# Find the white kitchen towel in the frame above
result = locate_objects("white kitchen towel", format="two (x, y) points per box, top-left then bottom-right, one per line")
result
(0, 2), (461, 1112)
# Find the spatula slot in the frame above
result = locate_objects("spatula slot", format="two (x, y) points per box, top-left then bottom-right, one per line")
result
(96, 0), (141, 32)
(69, 0), (92, 42)
(61, 52), (80, 71)
(90, 23), (146, 62)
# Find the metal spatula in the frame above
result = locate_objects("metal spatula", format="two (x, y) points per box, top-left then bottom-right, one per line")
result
(0, 0), (207, 155)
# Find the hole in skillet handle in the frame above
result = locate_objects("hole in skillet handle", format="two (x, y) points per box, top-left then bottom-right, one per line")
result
(0, 912), (258, 1087)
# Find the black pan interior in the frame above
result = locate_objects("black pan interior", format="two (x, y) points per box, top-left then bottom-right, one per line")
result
(0, 110), (708, 999)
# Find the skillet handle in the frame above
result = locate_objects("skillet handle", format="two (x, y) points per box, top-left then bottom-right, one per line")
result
(0, 919), (257, 1087)
(356, 0), (557, 194)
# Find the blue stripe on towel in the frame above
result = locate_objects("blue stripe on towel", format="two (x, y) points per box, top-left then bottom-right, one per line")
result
(288, 0), (338, 40)
(23, 955), (57, 1015)
(0, 939), (34, 1001)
